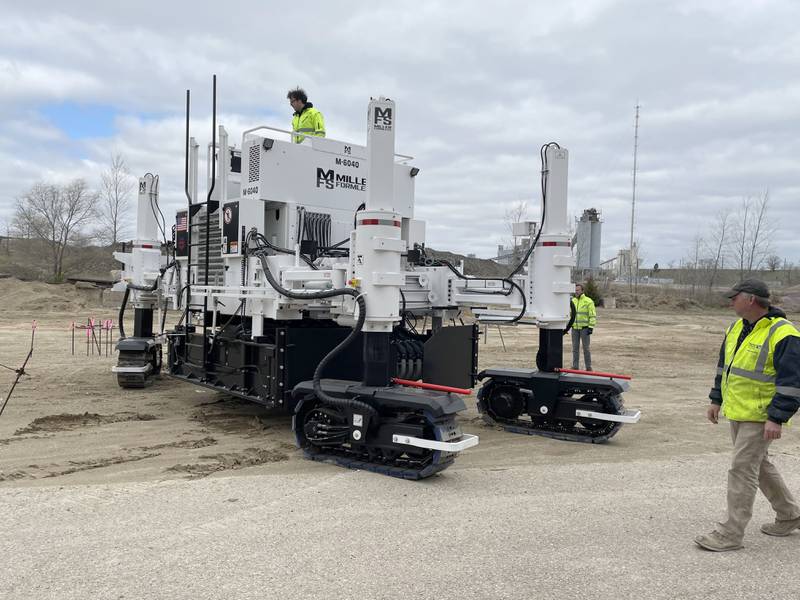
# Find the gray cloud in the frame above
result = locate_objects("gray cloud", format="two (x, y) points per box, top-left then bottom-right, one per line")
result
(1, 0), (798, 266)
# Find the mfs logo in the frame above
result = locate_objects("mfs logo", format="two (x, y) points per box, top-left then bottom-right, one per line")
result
(374, 106), (392, 131)
(317, 168), (334, 189)
(316, 168), (366, 192)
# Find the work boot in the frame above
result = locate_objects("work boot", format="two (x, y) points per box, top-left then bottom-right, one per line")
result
(760, 515), (800, 537)
(694, 531), (743, 552)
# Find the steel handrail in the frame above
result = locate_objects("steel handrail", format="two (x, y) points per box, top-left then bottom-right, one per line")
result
(241, 124), (414, 161)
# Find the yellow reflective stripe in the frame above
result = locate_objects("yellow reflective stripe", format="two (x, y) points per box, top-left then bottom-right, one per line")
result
(755, 319), (790, 372)
(728, 366), (775, 383)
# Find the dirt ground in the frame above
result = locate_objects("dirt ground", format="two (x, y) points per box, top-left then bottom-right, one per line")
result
(2, 278), (800, 487)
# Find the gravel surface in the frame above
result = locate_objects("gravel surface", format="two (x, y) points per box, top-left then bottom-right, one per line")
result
(2, 285), (800, 599)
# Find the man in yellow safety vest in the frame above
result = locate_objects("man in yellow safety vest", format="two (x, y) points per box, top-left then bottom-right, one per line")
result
(287, 87), (326, 144)
(570, 283), (596, 371)
(696, 279), (800, 552)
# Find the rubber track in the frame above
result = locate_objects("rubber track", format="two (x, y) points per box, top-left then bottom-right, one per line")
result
(300, 416), (458, 480)
(116, 350), (151, 389)
(478, 389), (624, 444)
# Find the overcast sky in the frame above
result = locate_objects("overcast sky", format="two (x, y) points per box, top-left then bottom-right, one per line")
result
(1, 0), (798, 266)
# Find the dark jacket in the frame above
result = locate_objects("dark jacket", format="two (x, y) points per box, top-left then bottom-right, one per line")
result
(709, 306), (800, 423)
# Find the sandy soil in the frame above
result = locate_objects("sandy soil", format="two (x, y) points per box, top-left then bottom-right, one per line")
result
(2, 279), (799, 487)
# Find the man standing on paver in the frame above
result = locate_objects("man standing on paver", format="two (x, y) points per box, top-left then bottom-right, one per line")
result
(570, 283), (596, 371)
(696, 279), (800, 552)
(287, 87), (326, 144)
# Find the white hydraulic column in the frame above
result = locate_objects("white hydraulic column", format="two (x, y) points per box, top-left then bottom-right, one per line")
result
(354, 97), (404, 334)
(529, 146), (575, 328)
(136, 174), (161, 244)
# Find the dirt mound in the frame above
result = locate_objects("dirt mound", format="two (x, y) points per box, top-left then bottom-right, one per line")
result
(612, 290), (709, 311)
(424, 248), (509, 278)
(0, 278), (108, 315)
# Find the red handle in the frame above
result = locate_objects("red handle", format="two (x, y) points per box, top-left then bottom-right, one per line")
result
(391, 378), (472, 395)
(555, 368), (632, 381)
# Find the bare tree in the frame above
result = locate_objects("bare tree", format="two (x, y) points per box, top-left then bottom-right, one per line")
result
(702, 209), (731, 290)
(731, 197), (750, 280)
(687, 235), (703, 297)
(14, 179), (97, 280)
(730, 191), (774, 279)
(783, 259), (795, 286)
(766, 254), (781, 272)
(98, 153), (135, 246)
(1, 216), (11, 255)
(502, 199), (528, 263)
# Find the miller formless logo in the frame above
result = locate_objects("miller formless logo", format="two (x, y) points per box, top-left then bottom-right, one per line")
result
(316, 168), (366, 192)
(374, 107), (392, 131)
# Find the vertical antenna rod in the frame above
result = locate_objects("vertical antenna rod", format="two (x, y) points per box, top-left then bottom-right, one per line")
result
(183, 90), (191, 358)
(202, 75), (217, 368)
(185, 90), (191, 206)
(629, 102), (640, 292)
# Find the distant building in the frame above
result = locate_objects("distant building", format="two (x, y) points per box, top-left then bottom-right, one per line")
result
(573, 208), (602, 274)
(601, 242), (640, 280)
(491, 240), (529, 265)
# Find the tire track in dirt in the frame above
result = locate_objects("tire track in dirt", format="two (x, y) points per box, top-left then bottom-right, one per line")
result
(14, 412), (158, 435)
(1, 452), (160, 481)
(1, 438), (221, 482)
(165, 445), (295, 479)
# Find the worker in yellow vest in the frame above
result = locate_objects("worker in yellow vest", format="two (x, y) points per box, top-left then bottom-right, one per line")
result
(696, 279), (800, 552)
(570, 283), (596, 371)
(287, 87), (326, 143)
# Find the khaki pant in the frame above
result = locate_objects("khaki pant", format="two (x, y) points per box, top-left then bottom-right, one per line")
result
(571, 328), (591, 371)
(717, 421), (800, 542)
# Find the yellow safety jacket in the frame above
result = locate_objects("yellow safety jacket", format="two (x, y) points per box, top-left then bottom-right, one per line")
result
(571, 295), (596, 329)
(291, 105), (326, 143)
(720, 316), (800, 422)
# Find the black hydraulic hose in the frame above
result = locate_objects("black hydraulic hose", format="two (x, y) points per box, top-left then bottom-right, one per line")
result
(126, 279), (160, 292)
(436, 258), (527, 324)
(353, 202), (365, 229)
(311, 295), (371, 416)
(160, 294), (169, 335)
(148, 175), (167, 247)
(254, 232), (317, 270)
(507, 142), (560, 279)
(564, 299), (576, 335)
(119, 261), (177, 338)
(256, 254), (353, 303)
(118, 287), (130, 339)
(256, 253), (376, 418)
(422, 142), (557, 326)
(125, 261), (176, 292)
(171, 284), (191, 329)
(329, 238), (349, 249)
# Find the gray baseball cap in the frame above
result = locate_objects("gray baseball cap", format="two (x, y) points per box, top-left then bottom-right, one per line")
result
(724, 278), (770, 299)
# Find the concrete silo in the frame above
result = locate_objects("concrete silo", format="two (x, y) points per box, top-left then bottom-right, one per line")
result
(574, 208), (602, 273)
